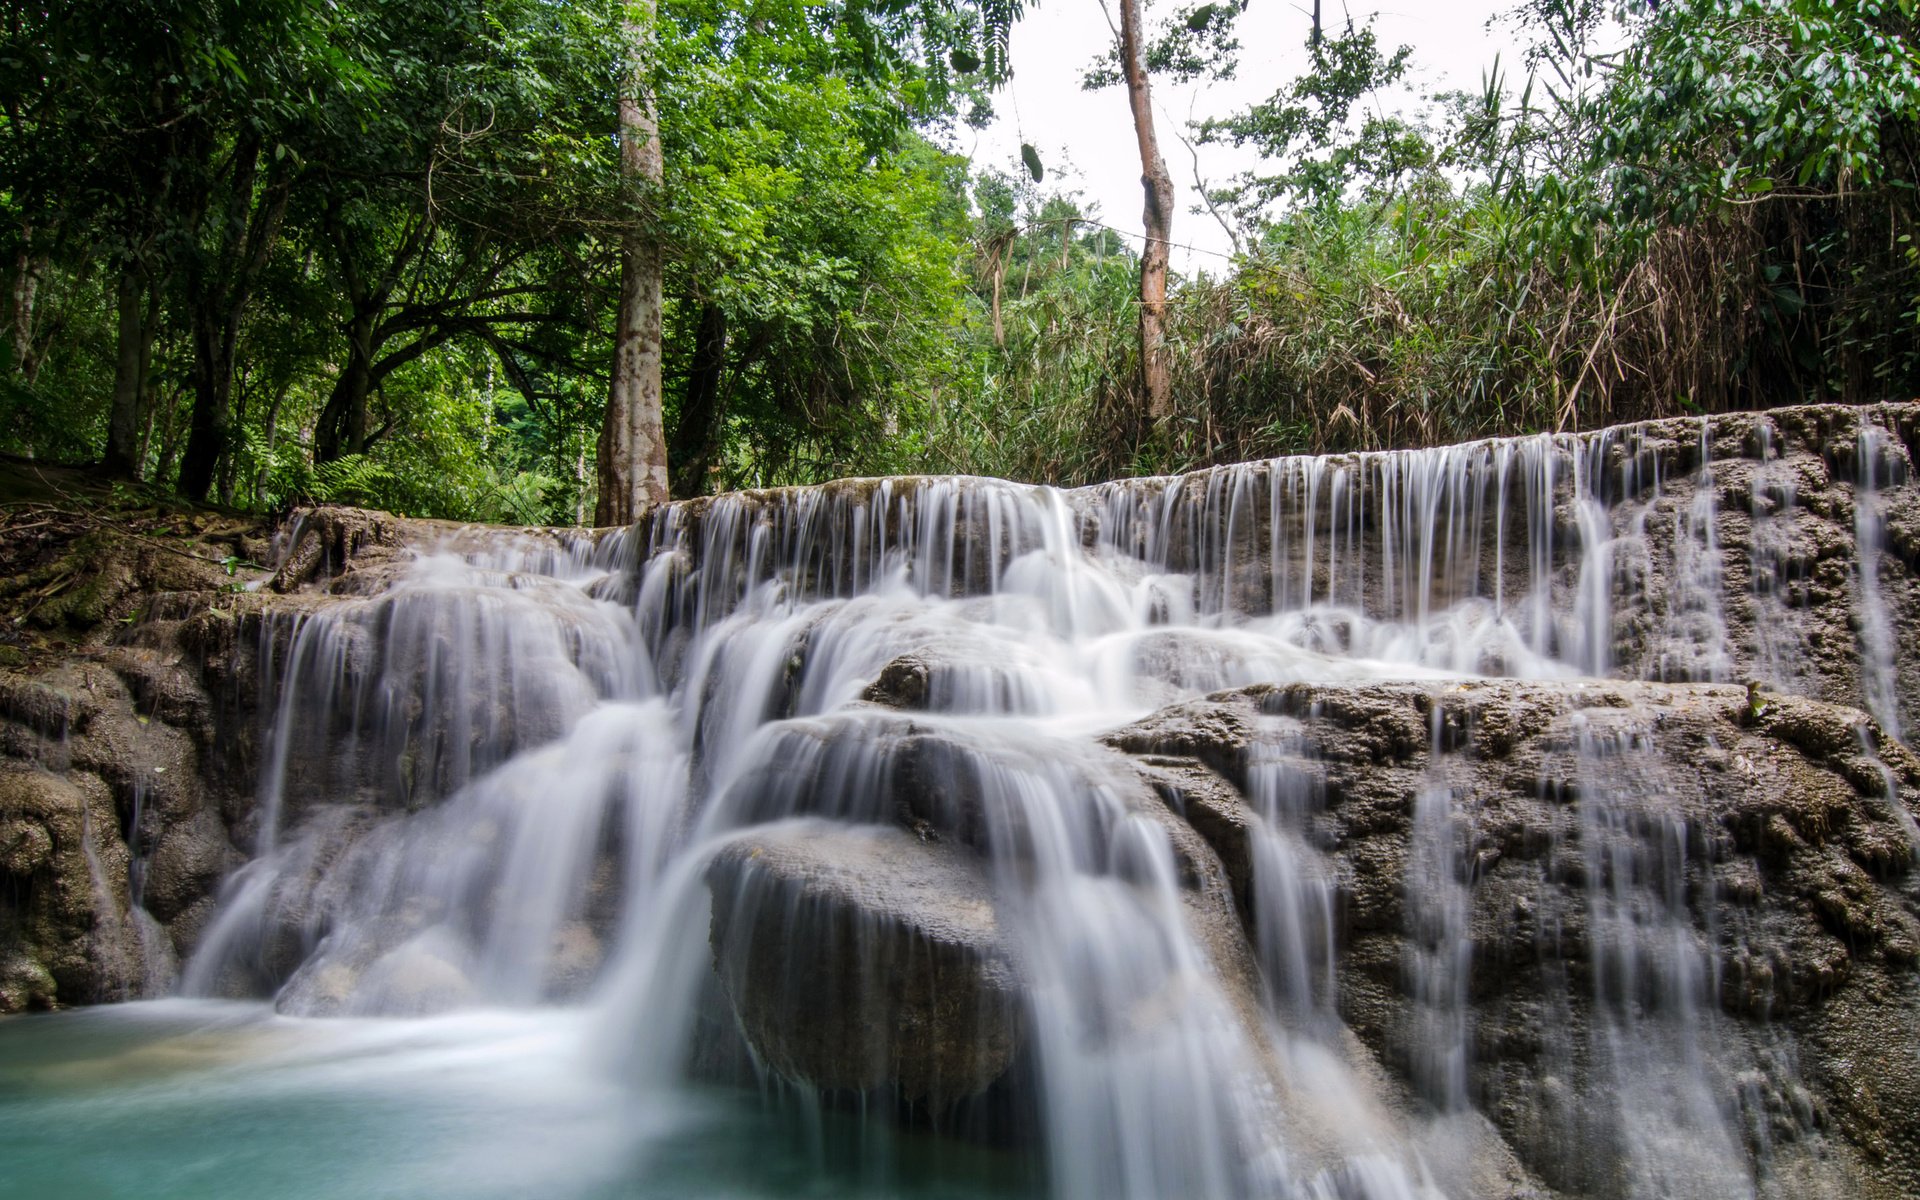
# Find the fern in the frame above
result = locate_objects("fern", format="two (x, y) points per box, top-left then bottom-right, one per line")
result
(311, 455), (399, 506)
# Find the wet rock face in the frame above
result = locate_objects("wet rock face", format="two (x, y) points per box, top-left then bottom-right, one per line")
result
(0, 766), (161, 1010)
(0, 504), (432, 1012)
(1102, 679), (1920, 1200)
(1090, 403), (1920, 734)
(706, 824), (1022, 1105)
(0, 652), (248, 1011)
(1608, 405), (1920, 739)
(717, 658), (1920, 1195)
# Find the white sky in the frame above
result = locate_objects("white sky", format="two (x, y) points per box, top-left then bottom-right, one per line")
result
(963, 1), (1529, 274)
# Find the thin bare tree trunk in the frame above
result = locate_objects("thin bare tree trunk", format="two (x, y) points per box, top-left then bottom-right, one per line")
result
(574, 440), (589, 526)
(1119, 0), (1174, 425)
(255, 385), (285, 508)
(991, 253), (1005, 347)
(134, 278), (162, 472)
(595, 0), (669, 525)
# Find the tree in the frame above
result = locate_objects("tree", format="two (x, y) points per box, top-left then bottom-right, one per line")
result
(145, 1), (377, 500)
(1586, 0), (1920, 401)
(593, 0), (1024, 520)
(651, 7), (983, 492)
(1086, 0), (1244, 427)
(302, 0), (617, 467)
(596, 0), (670, 524)
(1117, 0), (1175, 423)
(1198, 14), (1418, 225)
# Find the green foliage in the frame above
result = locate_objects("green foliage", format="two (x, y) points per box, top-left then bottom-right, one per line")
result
(5, 0), (1919, 521)
(0, 0), (1007, 515)
(1602, 0), (1920, 203)
(1200, 15), (1420, 218)
(643, 3), (984, 491)
(908, 178), (1147, 483)
(925, 0), (1920, 483)
(1083, 0), (1247, 88)
(249, 348), (568, 525)
(0, 287), (113, 463)
(1495, 0), (1920, 398)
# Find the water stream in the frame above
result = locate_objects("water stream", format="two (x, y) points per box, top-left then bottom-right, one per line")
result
(7, 414), (1915, 1198)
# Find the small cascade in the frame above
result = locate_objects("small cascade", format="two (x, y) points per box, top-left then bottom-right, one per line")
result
(990, 755), (1277, 1200)
(1853, 423), (1907, 740)
(1855, 725), (1920, 862)
(1746, 419), (1813, 694)
(76, 785), (174, 1000)
(1243, 725), (1340, 1020)
(159, 406), (1920, 1198)
(1401, 707), (1473, 1113)
(1657, 422), (1732, 681)
(186, 700), (686, 1012)
(249, 548), (647, 854)
(1555, 713), (1750, 1199)
(125, 769), (151, 909)
(1087, 428), (1709, 680)
(119, 733), (177, 998)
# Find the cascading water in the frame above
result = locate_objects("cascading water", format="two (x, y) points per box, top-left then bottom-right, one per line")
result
(1747, 419), (1811, 693)
(1402, 709), (1472, 1115)
(12, 407), (1917, 1200)
(1854, 424), (1908, 740)
(1555, 714), (1749, 1199)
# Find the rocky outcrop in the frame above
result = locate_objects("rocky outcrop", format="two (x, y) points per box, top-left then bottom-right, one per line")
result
(1089, 402), (1920, 734)
(1101, 678), (1920, 1199)
(0, 597), (260, 1010)
(707, 653), (1920, 1195)
(0, 497), (391, 1011)
(707, 823), (1020, 1105)
(0, 764), (155, 1009)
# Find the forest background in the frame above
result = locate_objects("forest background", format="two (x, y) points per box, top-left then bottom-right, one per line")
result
(2, 0), (1917, 523)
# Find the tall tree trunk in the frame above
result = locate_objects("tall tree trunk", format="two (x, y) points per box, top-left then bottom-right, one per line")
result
(177, 135), (289, 501)
(154, 383), (185, 486)
(1119, 0), (1174, 424)
(670, 301), (728, 498)
(8, 233), (45, 379)
(595, 0), (670, 525)
(990, 253), (1005, 347)
(136, 277), (158, 446)
(573, 441), (589, 526)
(315, 311), (377, 462)
(180, 306), (236, 500)
(103, 263), (146, 477)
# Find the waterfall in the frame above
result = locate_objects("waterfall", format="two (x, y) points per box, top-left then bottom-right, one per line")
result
(166, 407), (1918, 1199)
(1560, 713), (1749, 1199)
(1747, 419), (1810, 692)
(1854, 423), (1907, 739)
(1402, 706), (1472, 1113)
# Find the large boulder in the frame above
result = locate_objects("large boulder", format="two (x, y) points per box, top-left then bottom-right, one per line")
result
(706, 822), (1022, 1106)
